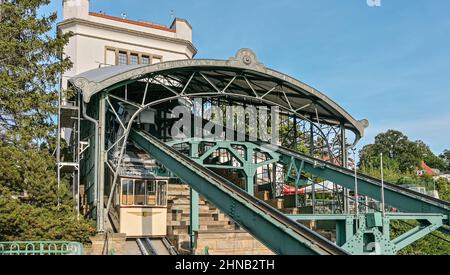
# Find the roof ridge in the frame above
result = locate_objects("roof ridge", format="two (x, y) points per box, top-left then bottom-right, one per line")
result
(89, 12), (176, 33)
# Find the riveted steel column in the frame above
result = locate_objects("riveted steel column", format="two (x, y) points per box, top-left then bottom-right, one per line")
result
(98, 93), (106, 232)
(189, 141), (199, 251)
(190, 187), (199, 251)
(246, 147), (255, 196)
(309, 122), (315, 214)
(341, 122), (349, 214)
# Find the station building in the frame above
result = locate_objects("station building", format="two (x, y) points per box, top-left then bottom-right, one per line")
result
(57, 0), (274, 254)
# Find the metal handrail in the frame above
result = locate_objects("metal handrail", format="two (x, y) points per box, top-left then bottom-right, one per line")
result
(0, 241), (84, 255)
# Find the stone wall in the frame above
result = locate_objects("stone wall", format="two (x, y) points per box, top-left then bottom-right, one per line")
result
(166, 183), (273, 255)
(88, 233), (127, 255)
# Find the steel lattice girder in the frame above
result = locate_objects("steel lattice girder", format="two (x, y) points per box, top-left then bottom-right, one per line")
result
(71, 49), (369, 145)
(277, 146), (450, 222)
(130, 128), (347, 255)
(166, 138), (450, 221)
(287, 213), (447, 255)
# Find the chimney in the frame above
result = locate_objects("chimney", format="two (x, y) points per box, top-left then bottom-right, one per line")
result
(170, 18), (193, 42)
(63, 0), (89, 20)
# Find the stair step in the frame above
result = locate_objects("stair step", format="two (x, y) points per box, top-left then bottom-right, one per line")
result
(167, 183), (271, 255)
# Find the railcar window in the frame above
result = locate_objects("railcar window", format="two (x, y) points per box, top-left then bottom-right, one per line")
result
(135, 180), (145, 205)
(120, 179), (168, 207)
(121, 180), (134, 205)
(146, 180), (157, 206)
(158, 181), (167, 206)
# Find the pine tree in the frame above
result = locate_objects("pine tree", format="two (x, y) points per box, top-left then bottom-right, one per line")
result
(0, 0), (95, 242)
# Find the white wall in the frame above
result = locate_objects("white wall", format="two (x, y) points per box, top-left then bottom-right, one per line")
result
(59, 1), (195, 89)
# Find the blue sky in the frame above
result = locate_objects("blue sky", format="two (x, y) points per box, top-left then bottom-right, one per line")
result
(41, 0), (450, 154)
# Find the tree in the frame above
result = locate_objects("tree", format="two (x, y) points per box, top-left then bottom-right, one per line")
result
(359, 130), (445, 173)
(279, 116), (309, 154)
(359, 130), (450, 255)
(439, 149), (450, 172)
(0, 0), (94, 242)
(415, 140), (446, 171)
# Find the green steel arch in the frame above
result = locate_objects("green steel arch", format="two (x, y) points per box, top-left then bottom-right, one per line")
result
(63, 49), (449, 255)
(71, 48), (368, 144)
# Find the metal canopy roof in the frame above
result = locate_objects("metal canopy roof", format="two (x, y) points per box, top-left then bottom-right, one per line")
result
(70, 49), (368, 140)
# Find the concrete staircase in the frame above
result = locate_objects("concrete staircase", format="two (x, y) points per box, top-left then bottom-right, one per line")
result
(166, 183), (274, 255)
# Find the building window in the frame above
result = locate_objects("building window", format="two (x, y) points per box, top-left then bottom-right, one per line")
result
(106, 47), (162, 65)
(118, 51), (128, 65)
(141, 55), (150, 64)
(106, 49), (116, 66)
(153, 56), (162, 64)
(130, 53), (139, 65)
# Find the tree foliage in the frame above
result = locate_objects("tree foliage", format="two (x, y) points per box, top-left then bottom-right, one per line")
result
(391, 220), (450, 255)
(439, 149), (450, 172)
(0, 0), (94, 243)
(279, 117), (309, 154)
(359, 130), (446, 173)
(359, 129), (450, 255)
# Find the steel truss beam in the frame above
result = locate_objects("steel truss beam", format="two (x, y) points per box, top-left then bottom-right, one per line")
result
(167, 138), (449, 254)
(167, 138), (280, 196)
(277, 146), (450, 219)
(288, 213), (447, 254)
(130, 128), (346, 255)
(101, 69), (348, 222)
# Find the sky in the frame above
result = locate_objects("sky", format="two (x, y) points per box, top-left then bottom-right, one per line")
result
(40, 0), (450, 154)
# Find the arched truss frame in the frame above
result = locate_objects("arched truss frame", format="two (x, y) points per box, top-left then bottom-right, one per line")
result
(99, 73), (347, 217)
(72, 49), (367, 226)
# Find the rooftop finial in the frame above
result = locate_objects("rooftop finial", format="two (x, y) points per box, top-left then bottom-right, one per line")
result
(228, 48), (263, 68)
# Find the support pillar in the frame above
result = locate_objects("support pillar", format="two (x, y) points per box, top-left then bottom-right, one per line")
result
(189, 141), (199, 251)
(340, 122), (349, 214)
(337, 215), (361, 253)
(98, 94), (106, 232)
(309, 122), (315, 214)
(245, 147), (255, 196)
(246, 174), (255, 197)
(189, 188), (199, 251)
(272, 162), (277, 198)
(294, 160), (304, 209)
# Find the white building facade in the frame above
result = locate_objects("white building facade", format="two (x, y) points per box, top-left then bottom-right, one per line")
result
(56, 0), (197, 224)
(58, 0), (197, 89)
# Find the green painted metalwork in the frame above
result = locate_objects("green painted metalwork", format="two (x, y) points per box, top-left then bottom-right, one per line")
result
(284, 158), (305, 208)
(0, 241), (84, 255)
(190, 188), (199, 250)
(165, 138), (449, 254)
(389, 214), (444, 252)
(288, 214), (351, 221)
(189, 141), (200, 250)
(130, 129), (347, 255)
(168, 139), (449, 225)
(366, 213), (383, 228)
(167, 139), (280, 197)
(288, 213), (447, 255)
(276, 145), (450, 222)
